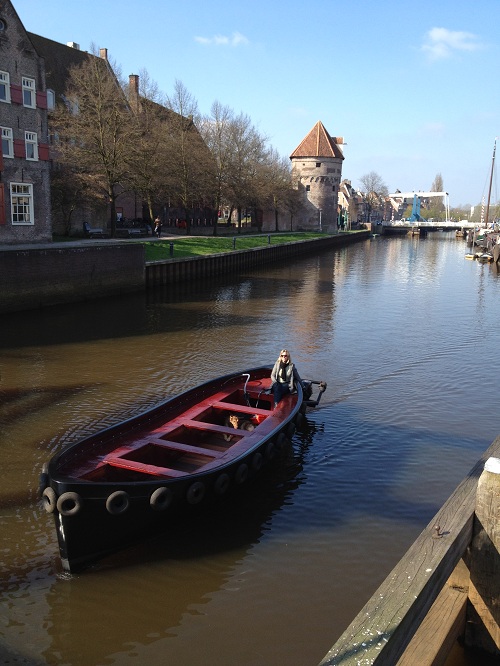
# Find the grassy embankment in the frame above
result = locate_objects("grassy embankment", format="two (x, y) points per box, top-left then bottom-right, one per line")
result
(143, 232), (331, 261)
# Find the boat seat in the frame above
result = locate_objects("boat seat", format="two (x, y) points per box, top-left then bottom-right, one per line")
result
(182, 419), (257, 437)
(211, 401), (271, 416)
(105, 438), (224, 461)
(103, 456), (187, 478)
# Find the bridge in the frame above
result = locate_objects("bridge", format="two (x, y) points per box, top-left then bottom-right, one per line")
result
(388, 191), (450, 223)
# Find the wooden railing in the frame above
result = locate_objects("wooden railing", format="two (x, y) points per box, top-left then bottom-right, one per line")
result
(318, 435), (500, 666)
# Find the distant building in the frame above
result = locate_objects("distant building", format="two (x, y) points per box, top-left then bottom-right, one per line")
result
(0, 0), (52, 243)
(290, 121), (345, 231)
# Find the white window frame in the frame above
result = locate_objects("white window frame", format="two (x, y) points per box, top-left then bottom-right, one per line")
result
(10, 183), (34, 225)
(1, 126), (13, 158)
(25, 131), (38, 160)
(22, 77), (36, 108)
(0, 71), (10, 103)
(46, 89), (55, 110)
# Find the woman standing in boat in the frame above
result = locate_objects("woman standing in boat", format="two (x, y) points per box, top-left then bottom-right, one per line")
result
(270, 349), (303, 408)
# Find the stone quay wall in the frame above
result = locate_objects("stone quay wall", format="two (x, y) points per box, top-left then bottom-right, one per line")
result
(145, 233), (368, 287)
(0, 232), (369, 314)
(0, 243), (145, 313)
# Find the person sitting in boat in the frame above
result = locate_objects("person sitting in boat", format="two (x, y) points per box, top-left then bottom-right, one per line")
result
(270, 349), (302, 408)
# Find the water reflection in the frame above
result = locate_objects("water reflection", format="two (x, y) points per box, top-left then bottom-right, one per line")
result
(1, 235), (500, 664)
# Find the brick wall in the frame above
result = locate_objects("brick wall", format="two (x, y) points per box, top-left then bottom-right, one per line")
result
(0, 243), (145, 313)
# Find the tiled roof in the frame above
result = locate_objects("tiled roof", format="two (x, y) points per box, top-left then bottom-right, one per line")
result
(290, 121), (344, 160)
(27, 33), (100, 95)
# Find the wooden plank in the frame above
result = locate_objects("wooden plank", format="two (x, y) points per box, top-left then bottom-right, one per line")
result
(465, 456), (500, 655)
(396, 558), (469, 666)
(147, 437), (225, 457)
(181, 419), (254, 437)
(103, 456), (187, 478)
(317, 435), (500, 666)
(211, 401), (273, 416)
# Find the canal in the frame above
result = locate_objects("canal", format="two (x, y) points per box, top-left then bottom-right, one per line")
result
(1, 233), (499, 666)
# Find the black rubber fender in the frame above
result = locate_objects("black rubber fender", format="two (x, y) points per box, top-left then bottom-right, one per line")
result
(150, 486), (173, 511)
(235, 463), (248, 484)
(214, 473), (230, 496)
(42, 487), (57, 514)
(56, 491), (82, 517)
(265, 440), (275, 460)
(186, 481), (205, 505)
(276, 432), (290, 450)
(106, 490), (130, 515)
(252, 452), (263, 471)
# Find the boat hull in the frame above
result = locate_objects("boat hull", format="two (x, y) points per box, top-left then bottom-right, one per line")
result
(41, 366), (310, 572)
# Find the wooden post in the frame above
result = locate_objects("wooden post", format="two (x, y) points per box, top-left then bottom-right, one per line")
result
(466, 456), (500, 656)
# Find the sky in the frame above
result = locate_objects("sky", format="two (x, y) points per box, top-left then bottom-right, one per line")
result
(11, 0), (500, 207)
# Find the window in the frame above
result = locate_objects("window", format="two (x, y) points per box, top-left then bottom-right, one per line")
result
(46, 89), (55, 110)
(25, 131), (38, 160)
(1, 127), (13, 157)
(11, 183), (34, 224)
(316, 162), (321, 167)
(0, 71), (10, 103)
(22, 77), (35, 107)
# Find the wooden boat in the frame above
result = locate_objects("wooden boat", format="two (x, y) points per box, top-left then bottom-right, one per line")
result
(40, 366), (326, 573)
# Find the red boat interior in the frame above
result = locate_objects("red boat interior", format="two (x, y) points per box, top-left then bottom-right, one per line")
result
(67, 376), (296, 483)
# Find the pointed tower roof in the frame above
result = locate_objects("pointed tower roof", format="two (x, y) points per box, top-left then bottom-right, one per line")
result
(290, 121), (344, 160)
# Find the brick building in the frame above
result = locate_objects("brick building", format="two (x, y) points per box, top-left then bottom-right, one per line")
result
(0, 0), (52, 243)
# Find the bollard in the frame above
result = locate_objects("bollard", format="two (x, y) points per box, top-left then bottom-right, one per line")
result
(232, 237), (236, 250)
(169, 242), (174, 257)
(465, 456), (500, 656)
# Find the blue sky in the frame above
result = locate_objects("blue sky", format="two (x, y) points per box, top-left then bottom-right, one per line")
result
(12, 0), (500, 207)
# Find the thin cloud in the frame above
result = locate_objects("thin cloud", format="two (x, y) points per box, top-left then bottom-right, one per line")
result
(194, 32), (249, 47)
(422, 27), (482, 60)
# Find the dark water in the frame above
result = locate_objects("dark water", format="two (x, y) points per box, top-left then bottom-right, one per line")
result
(1, 234), (499, 665)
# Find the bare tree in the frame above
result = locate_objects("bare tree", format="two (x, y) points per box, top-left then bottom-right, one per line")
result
(431, 173), (444, 192)
(199, 101), (235, 235)
(359, 171), (388, 222)
(226, 113), (268, 232)
(52, 47), (134, 236)
(126, 69), (171, 223)
(165, 80), (215, 234)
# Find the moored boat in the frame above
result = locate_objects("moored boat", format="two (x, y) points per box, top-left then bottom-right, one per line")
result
(39, 366), (326, 573)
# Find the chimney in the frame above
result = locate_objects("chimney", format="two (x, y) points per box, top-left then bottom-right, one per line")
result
(99, 48), (108, 61)
(67, 42), (80, 50)
(129, 74), (140, 111)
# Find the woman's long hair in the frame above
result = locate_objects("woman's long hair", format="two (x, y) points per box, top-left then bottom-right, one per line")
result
(276, 349), (291, 364)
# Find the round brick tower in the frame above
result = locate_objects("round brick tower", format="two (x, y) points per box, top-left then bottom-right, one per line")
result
(290, 121), (345, 231)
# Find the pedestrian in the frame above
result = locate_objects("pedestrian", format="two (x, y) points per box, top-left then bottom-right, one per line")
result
(154, 216), (162, 238)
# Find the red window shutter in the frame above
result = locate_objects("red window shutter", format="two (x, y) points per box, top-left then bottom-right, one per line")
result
(38, 143), (50, 160)
(36, 91), (47, 109)
(10, 84), (22, 105)
(0, 184), (5, 225)
(14, 139), (25, 158)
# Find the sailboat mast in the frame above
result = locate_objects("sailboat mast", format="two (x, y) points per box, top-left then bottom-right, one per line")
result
(484, 138), (497, 227)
